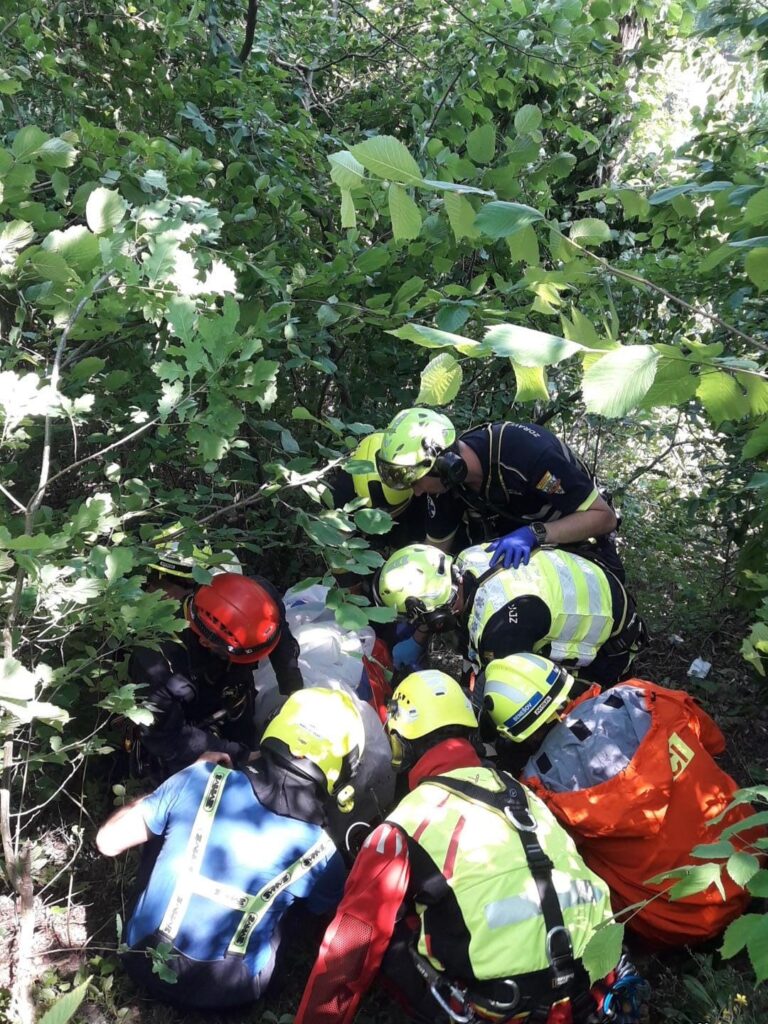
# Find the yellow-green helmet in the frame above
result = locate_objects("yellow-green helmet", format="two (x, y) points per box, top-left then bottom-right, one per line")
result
(480, 654), (576, 742)
(373, 544), (456, 621)
(148, 522), (213, 579)
(376, 408), (456, 489)
(386, 670), (477, 770)
(261, 687), (365, 797)
(349, 432), (413, 514)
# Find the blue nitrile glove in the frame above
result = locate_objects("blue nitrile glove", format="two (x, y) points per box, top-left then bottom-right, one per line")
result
(392, 636), (427, 670)
(486, 526), (539, 570)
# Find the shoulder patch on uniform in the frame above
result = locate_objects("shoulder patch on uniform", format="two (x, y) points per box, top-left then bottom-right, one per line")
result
(535, 470), (564, 495)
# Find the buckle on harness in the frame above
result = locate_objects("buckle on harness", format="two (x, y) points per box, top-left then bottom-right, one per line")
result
(546, 926), (575, 988)
(504, 804), (537, 832)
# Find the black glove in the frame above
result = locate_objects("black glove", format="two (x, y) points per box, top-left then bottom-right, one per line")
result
(165, 673), (198, 703)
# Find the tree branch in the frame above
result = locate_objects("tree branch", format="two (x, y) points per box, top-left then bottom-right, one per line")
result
(3, 276), (110, 659)
(336, 0), (429, 68)
(238, 0), (258, 64)
(426, 65), (465, 137)
(552, 229), (768, 355)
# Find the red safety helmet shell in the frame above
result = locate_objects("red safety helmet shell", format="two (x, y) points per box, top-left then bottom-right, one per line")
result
(186, 573), (282, 664)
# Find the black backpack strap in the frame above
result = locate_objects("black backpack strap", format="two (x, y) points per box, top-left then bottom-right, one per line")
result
(422, 773), (596, 1023)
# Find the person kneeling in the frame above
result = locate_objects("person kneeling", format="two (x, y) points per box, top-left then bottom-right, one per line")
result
(477, 654), (766, 949)
(97, 688), (374, 1009)
(295, 670), (625, 1024)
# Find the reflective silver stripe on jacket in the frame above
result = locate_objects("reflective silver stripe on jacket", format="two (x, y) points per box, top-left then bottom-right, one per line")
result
(159, 764), (231, 940)
(227, 833), (335, 955)
(158, 765), (335, 956)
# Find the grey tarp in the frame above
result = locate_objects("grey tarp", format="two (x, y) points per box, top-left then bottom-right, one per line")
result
(524, 685), (652, 794)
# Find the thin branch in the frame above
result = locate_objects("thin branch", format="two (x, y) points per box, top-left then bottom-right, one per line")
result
(0, 482), (25, 513)
(1, 742), (18, 891)
(11, 844), (35, 1024)
(441, 0), (607, 70)
(336, 0), (429, 68)
(552, 229), (768, 355)
(154, 459), (344, 548)
(426, 65), (465, 137)
(26, 275), (110, 523)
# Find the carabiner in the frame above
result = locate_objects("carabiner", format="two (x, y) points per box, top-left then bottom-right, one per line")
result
(429, 981), (474, 1023)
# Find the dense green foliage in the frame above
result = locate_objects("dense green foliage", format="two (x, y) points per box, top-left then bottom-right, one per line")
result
(1, 0), (767, 1020)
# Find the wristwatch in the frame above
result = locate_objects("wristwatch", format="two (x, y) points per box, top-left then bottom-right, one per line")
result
(530, 521), (548, 544)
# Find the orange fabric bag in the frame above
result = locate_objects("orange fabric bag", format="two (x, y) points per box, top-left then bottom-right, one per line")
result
(523, 679), (763, 948)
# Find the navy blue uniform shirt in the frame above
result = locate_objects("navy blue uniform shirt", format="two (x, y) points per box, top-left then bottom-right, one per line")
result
(426, 422), (600, 545)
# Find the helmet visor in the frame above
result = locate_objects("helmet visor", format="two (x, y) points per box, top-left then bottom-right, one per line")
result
(376, 452), (432, 490)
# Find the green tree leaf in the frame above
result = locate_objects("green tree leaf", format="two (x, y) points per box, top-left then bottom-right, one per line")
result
(721, 913), (760, 959)
(742, 421), (768, 460)
(640, 353), (698, 409)
(466, 123), (496, 163)
(512, 362), (548, 402)
(166, 296), (197, 345)
(106, 548), (134, 582)
(514, 104), (542, 134)
(85, 187), (128, 234)
(474, 201), (544, 240)
(388, 184), (422, 241)
(726, 851), (760, 887)
(38, 978), (92, 1024)
(748, 870), (768, 897)
(745, 247), (768, 292)
(569, 218), (611, 246)
(738, 372), (768, 416)
(582, 922), (623, 984)
(616, 188), (650, 220)
(333, 602), (369, 631)
(11, 124), (48, 160)
(668, 862), (723, 898)
(38, 136), (78, 170)
(328, 150), (366, 189)
(421, 179), (495, 196)
(691, 840), (735, 860)
(507, 224), (540, 266)
(696, 370), (746, 426)
(583, 346), (660, 417)
(483, 324), (585, 367)
(340, 189), (356, 229)
(0, 219), (34, 258)
(41, 226), (99, 274)
(444, 192), (479, 241)
(416, 352), (463, 406)
(747, 915), (768, 982)
(350, 135), (422, 185)
(144, 238), (179, 284)
(745, 188), (768, 226)
(354, 508), (393, 535)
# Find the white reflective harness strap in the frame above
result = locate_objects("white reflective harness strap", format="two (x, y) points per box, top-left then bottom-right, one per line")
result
(159, 764), (231, 941)
(226, 832), (335, 955)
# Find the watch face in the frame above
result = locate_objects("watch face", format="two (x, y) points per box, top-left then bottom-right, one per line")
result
(532, 522), (548, 542)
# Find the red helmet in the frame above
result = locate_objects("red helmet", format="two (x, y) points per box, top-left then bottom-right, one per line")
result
(186, 574), (282, 664)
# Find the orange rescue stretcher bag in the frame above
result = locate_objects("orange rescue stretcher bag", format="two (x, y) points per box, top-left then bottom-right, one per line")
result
(522, 679), (765, 949)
